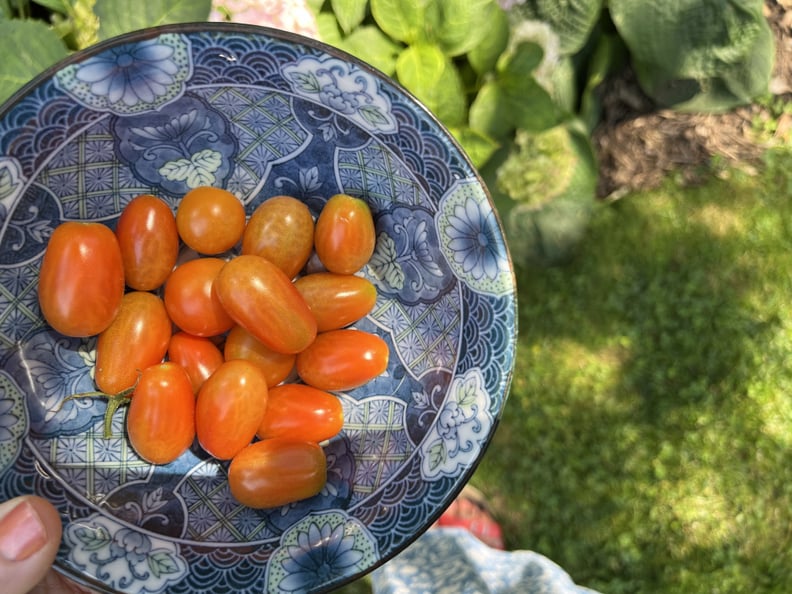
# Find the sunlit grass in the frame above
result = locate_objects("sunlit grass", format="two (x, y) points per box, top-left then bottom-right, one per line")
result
(470, 147), (792, 593)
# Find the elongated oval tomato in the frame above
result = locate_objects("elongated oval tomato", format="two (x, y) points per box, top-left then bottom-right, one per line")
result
(115, 194), (179, 291)
(167, 332), (224, 393)
(223, 325), (295, 388)
(127, 362), (195, 465)
(196, 359), (269, 460)
(294, 272), (377, 332)
(228, 438), (326, 509)
(314, 194), (375, 274)
(95, 291), (172, 394)
(175, 186), (246, 255)
(241, 196), (314, 279)
(214, 255), (317, 354)
(164, 257), (234, 337)
(257, 384), (343, 442)
(296, 329), (389, 391)
(38, 222), (124, 337)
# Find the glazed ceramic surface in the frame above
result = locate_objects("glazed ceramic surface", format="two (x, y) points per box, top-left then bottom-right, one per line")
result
(0, 23), (517, 593)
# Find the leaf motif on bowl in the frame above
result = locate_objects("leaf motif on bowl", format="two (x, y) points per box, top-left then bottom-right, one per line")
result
(55, 34), (192, 115)
(283, 56), (398, 135)
(420, 367), (493, 480)
(437, 179), (513, 296)
(65, 512), (189, 594)
(266, 511), (378, 593)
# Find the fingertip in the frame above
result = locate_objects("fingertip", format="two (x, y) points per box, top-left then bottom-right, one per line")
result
(0, 495), (63, 594)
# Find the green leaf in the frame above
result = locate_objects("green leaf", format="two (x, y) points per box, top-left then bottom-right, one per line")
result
(510, 0), (604, 56)
(449, 126), (499, 169)
(306, 0), (326, 14)
(0, 20), (68, 105)
(423, 0), (494, 57)
(33, 0), (69, 13)
(469, 81), (513, 141)
(609, 0), (773, 111)
(396, 43), (466, 126)
(331, 0), (368, 34)
(95, 0), (212, 40)
(428, 439), (446, 471)
(337, 25), (401, 75)
(370, 0), (425, 44)
(148, 551), (180, 579)
(316, 12), (343, 47)
(467, 3), (509, 75)
(73, 525), (112, 551)
(497, 41), (544, 79)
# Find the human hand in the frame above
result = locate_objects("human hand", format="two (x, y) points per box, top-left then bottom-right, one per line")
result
(0, 496), (94, 594)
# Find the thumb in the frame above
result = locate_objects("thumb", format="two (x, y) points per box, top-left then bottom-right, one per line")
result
(0, 495), (63, 594)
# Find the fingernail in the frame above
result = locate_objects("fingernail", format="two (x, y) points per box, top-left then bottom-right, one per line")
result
(0, 501), (48, 561)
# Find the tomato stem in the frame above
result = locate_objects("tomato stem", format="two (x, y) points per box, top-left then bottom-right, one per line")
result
(58, 386), (135, 439)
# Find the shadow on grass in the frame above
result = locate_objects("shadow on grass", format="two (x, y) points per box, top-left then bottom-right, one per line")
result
(473, 169), (792, 593)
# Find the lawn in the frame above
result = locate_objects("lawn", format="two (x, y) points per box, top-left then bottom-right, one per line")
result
(469, 148), (792, 593)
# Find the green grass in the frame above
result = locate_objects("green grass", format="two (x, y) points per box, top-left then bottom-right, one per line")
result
(470, 149), (792, 593)
(334, 150), (792, 593)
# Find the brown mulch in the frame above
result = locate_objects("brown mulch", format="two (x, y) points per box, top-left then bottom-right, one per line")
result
(592, 0), (792, 198)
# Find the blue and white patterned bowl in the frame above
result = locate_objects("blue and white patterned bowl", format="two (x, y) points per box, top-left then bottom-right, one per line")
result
(0, 23), (517, 593)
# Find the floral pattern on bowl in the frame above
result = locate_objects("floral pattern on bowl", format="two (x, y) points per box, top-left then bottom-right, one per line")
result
(0, 23), (517, 594)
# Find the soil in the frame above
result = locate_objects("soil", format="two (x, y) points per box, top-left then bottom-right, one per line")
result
(592, 0), (792, 198)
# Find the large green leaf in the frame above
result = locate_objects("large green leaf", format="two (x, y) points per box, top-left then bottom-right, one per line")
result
(337, 25), (401, 75)
(0, 19), (68, 105)
(467, 4), (510, 75)
(370, 0), (425, 45)
(396, 43), (466, 127)
(331, 0), (368, 34)
(610, 0), (773, 111)
(509, 0), (604, 56)
(95, 0), (212, 40)
(423, 0), (495, 57)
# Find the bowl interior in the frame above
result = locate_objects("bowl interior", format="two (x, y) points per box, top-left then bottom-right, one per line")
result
(0, 23), (517, 594)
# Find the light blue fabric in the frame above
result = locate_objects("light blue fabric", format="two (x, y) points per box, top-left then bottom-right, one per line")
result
(371, 527), (600, 594)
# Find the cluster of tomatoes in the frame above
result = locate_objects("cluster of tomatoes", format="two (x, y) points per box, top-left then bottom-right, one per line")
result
(38, 187), (388, 509)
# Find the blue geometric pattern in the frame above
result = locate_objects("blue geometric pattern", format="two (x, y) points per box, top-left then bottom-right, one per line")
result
(0, 24), (517, 594)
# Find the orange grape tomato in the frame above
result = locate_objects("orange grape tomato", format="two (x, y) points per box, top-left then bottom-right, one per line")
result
(223, 325), (296, 388)
(241, 195), (315, 279)
(314, 194), (375, 274)
(296, 329), (389, 392)
(228, 438), (326, 509)
(257, 383), (343, 443)
(115, 194), (179, 291)
(175, 186), (246, 255)
(167, 331), (224, 393)
(127, 362), (195, 465)
(294, 272), (377, 332)
(163, 257), (234, 337)
(38, 222), (125, 337)
(94, 291), (172, 394)
(195, 359), (269, 460)
(214, 255), (317, 354)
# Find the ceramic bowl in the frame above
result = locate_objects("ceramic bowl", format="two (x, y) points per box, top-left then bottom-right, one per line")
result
(0, 23), (517, 593)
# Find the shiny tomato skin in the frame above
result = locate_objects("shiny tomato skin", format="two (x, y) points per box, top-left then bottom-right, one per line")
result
(223, 325), (295, 388)
(195, 359), (269, 460)
(167, 331), (224, 393)
(164, 257), (234, 337)
(294, 272), (377, 332)
(241, 196), (315, 279)
(127, 362), (195, 465)
(115, 194), (179, 291)
(314, 194), (375, 274)
(257, 384), (343, 442)
(38, 222), (125, 337)
(228, 438), (326, 509)
(296, 329), (389, 391)
(214, 255), (317, 354)
(176, 186), (246, 255)
(95, 291), (172, 394)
